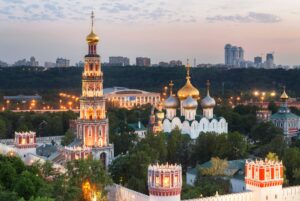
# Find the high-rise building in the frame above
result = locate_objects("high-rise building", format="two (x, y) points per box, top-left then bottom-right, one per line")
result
(29, 56), (39, 66)
(265, 53), (274, 69)
(136, 57), (151, 67)
(109, 56), (130, 66)
(0, 60), (8, 67)
(254, 56), (263, 67)
(56, 58), (70, 67)
(44, 62), (56, 68)
(64, 12), (114, 167)
(169, 60), (183, 67)
(224, 44), (244, 67)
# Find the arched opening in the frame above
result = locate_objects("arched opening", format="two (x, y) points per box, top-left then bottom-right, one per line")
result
(87, 108), (93, 120)
(100, 152), (106, 168)
(96, 109), (101, 120)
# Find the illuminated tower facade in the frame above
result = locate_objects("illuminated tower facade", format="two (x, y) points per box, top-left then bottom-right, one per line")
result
(245, 159), (284, 201)
(76, 12), (114, 167)
(148, 163), (182, 201)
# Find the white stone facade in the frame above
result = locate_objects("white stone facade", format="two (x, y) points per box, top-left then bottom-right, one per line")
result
(163, 117), (228, 139)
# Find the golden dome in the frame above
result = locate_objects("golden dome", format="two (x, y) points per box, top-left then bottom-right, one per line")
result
(177, 61), (200, 100)
(86, 31), (99, 43)
(177, 79), (200, 100)
(86, 11), (99, 44)
(280, 88), (289, 100)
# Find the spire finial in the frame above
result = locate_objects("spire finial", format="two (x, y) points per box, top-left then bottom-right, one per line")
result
(206, 80), (211, 96)
(169, 80), (174, 96)
(186, 59), (191, 80)
(91, 10), (95, 31)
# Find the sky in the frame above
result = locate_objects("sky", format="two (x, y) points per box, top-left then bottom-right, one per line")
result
(0, 0), (300, 66)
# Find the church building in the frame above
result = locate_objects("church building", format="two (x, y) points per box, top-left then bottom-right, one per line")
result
(151, 63), (228, 139)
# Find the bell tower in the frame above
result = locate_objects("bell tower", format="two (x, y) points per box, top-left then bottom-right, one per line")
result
(75, 11), (114, 167)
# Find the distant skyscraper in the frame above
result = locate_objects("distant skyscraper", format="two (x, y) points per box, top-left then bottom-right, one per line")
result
(29, 56), (39, 66)
(265, 53), (274, 69)
(224, 44), (244, 67)
(0, 60), (8, 67)
(44, 61), (56, 68)
(136, 57), (151, 67)
(169, 60), (182, 67)
(56, 58), (70, 67)
(109, 56), (130, 66)
(254, 56), (263, 67)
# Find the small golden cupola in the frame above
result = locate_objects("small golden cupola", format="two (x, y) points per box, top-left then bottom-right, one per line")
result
(86, 11), (100, 44)
(280, 86), (289, 100)
(177, 61), (200, 100)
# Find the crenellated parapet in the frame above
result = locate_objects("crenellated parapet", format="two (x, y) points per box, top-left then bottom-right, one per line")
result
(148, 163), (182, 201)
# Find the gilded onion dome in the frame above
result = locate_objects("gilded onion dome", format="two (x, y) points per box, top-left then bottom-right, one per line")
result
(86, 11), (99, 44)
(280, 87), (289, 100)
(201, 80), (216, 109)
(182, 96), (198, 110)
(164, 81), (179, 108)
(177, 62), (200, 100)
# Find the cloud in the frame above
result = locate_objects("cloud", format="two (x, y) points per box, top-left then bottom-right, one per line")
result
(206, 12), (282, 23)
(1, 0), (24, 4)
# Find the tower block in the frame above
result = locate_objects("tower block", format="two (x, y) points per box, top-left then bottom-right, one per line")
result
(148, 163), (182, 201)
(245, 159), (284, 201)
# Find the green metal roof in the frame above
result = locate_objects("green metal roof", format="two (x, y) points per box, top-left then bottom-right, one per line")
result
(128, 122), (146, 131)
(187, 159), (245, 179)
(271, 112), (299, 120)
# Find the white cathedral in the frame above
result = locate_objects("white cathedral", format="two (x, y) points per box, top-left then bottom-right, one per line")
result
(153, 63), (228, 139)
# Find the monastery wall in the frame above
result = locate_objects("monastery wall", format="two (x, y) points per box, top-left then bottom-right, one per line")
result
(282, 186), (300, 201)
(107, 184), (149, 201)
(182, 191), (253, 201)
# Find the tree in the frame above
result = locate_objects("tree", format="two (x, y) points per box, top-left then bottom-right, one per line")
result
(14, 172), (36, 200)
(266, 152), (279, 161)
(225, 132), (247, 159)
(0, 163), (17, 190)
(61, 129), (75, 146)
(283, 147), (300, 184)
(200, 157), (228, 176)
(250, 122), (283, 144)
(29, 197), (55, 201)
(191, 133), (217, 165)
(0, 118), (7, 139)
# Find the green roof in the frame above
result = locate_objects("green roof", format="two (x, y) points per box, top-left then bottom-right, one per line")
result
(187, 159), (245, 179)
(271, 112), (299, 120)
(128, 122), (146, 131)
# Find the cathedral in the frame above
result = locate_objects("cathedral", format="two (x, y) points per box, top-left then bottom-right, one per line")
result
(151, 63), (228, 139)
(64, 12), (114, 167)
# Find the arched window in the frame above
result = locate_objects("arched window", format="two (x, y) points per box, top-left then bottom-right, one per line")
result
(88, 108), (93, 120)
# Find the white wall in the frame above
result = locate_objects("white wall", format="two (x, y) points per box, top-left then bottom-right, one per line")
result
(282, 186), (300, 201)
(107, 184), (149, 201)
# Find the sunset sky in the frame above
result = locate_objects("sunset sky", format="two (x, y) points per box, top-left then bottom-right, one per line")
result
(1, 0), (300, 66)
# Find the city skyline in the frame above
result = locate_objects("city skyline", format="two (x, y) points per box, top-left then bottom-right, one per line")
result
(1, 0), (300, 65)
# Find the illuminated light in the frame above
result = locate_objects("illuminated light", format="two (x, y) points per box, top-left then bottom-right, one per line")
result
(253, 91), (259, 97)
(163, 176), (170, 187)
(155, 175), (160, 187)
(270, 92), (276, 97)
(236, 97), (241, 101)
(17, 107), (20, 110)
(261, 92), (266, 96)
(2, 107), (5, 111)
(6, 100), (10, 104)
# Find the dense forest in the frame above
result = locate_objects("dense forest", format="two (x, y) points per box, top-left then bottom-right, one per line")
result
(1, 66), (300, 98)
